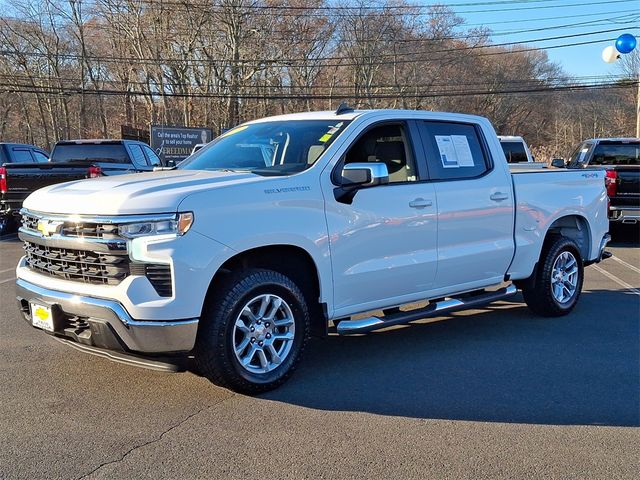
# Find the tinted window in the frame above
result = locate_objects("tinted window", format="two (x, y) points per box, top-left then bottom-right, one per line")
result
(567, 142), (593, 168)
(128, 144), (147, 167)
(33, 151), (49, 163)
(12, 149), (34, 163)
(51, 144), (130, 163)
(179, 120), (349, 176)
(343, 123), (417, 183)
(590, 142), (639, 166)
(420, 122), (490, 180)
(500, 141), (528, 163)
(143, 145), (161, 166)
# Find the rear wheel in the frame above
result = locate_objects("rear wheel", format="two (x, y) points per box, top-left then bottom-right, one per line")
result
(522, 236), (584, 317)
(194, 269), (309, 394)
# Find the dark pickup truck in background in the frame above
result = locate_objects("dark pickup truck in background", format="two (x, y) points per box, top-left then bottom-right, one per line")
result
(0, 143), (50, 233)
(563, 138), (640, 225)
(0, 139), (162, 234)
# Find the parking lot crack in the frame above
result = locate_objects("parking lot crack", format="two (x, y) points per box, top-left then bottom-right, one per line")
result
(76, 394), (235, 479)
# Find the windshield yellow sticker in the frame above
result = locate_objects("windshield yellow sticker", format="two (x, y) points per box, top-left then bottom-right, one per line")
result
(220, 125), (248, 138)
(319, 122), (343, 143)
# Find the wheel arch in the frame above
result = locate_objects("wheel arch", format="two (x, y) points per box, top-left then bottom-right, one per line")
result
(544, 214), (591, 261)
(203, 244), (328, 336)
(510, 212), (593, 283)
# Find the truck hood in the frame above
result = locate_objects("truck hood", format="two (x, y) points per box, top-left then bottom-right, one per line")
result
(23, 169), (261, 215)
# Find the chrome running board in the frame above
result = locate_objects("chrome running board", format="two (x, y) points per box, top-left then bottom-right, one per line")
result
(336, 284), (518, 335)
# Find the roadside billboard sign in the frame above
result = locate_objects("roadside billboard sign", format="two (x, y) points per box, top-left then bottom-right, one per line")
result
(150, 125), (213, 164)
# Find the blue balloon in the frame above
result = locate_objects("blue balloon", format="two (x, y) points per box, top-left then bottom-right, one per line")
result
(615, 34), (637, 54)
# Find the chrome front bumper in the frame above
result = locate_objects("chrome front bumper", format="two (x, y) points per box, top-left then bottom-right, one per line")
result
(16, 279), (198, 353)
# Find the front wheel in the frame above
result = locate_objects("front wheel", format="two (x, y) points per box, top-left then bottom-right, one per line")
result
(522, 236), (584, 317)
(194, 269), (309, 394)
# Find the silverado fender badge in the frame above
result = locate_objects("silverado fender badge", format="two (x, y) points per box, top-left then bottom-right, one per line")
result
(264, 186), (311, 194)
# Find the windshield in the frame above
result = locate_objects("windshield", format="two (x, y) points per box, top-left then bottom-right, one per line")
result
(179, 120), (350, 175)
(590, 142), (640, 166)
(500, 141), (527, 163)
(51, 144), (129, 163)
(567, 142), (593, 168)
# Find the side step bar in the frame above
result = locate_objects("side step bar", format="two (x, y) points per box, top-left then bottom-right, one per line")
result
(336, 284), (518, 335)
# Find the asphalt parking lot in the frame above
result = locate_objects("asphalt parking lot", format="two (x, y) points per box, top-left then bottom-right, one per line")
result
(0, 226), (638, 480)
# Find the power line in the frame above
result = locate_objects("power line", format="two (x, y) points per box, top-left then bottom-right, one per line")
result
(81, 0), (636, 10)
(0, 79), (635, 100)
(5, 5), (636, 29)
(0, 72), (630, 90)
(80, 0), (635, 17)
(5, 10), (634, 44)
(0, 27), (632, 67)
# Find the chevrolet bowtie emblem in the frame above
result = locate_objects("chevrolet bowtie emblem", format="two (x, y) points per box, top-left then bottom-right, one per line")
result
(36, 219), (63, 237)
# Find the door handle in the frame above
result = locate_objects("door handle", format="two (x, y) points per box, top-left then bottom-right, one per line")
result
(409, 198), (433, 209)
(490, 192), (509, 202)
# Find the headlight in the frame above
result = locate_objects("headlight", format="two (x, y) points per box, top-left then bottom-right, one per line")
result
(118, 212), (193, 238)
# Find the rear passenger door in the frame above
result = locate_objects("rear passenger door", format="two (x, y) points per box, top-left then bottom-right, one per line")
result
(418, 121), (515, 291)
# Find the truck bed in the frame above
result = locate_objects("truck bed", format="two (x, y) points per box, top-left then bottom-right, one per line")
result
(507, 167), (608, 280)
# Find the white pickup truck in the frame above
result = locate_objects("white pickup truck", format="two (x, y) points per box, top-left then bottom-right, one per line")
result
(15, 108), (611, 393)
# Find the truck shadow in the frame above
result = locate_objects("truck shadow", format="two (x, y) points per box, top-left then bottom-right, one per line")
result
(609, 223), (639, 247)
(263, 290), (639, 427)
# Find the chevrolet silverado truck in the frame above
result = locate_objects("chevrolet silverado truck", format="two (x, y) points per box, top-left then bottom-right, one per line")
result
(564, 138), (639, 225)
(1, 139), (162, 234)
(15, 108), (611, 394)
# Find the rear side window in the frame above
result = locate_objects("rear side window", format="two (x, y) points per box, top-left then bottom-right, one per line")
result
(11, 148), (35, 163)
(420, 122), (490, 180)
(590, 142), (639, 166)
(500, 141), (528, 163)
(51, 144), (130, 163)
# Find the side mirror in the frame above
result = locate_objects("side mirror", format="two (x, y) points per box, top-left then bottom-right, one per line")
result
(165, 159), (176, 168)
(551, 158), (566, 168)
(341, 162), (389, 187)
(334, 162), (389, 204)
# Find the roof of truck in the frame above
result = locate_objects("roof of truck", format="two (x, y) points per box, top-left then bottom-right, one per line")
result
(55, 139), (148, 145)
(582, 137), (640, 143)
(246, 109), (490, 125)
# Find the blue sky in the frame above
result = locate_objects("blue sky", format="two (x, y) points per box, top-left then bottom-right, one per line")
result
(437, 0), (639, 77)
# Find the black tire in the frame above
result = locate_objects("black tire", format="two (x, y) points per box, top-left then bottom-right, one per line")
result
(0, 215), (13, 236)
(522, 236), (584, 317)
(194, 268), (309, 394)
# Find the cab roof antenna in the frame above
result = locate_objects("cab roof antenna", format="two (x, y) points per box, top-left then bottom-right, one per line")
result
(335, 102), (354, 115)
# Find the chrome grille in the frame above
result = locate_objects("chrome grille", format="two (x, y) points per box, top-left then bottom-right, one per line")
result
(21, 211), (122, 240)
(20, 210), (174, 296)
(24, 241), (130, 285)
(21, 212), (39, 231)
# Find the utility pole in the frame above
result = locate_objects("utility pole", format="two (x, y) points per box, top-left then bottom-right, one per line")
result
(636, 71), (639, 137)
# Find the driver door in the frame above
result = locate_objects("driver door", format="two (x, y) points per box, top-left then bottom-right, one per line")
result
(323, 121), (438, 318)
